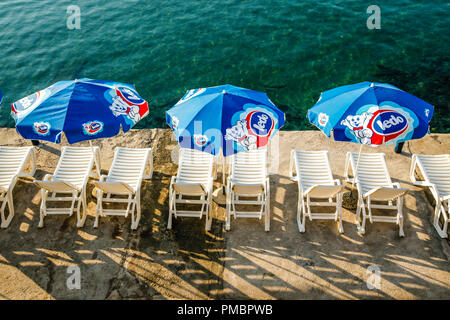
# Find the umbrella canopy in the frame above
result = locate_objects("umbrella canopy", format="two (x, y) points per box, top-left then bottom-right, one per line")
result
(11, 78), (149, 144)
(166, 84), (285, 156)
(307, 81), (434, 146)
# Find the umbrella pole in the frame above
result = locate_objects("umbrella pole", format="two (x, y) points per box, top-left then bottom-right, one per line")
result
(89, 140), (101, 177)
(352, 143), (363, 188)
(222, 156), (226, 195)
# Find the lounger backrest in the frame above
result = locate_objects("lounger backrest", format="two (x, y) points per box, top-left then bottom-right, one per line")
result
(348, 152), (392, 194)
(107, 147), (151, 191)
(231, 149), (267, 185)
(177, 148), (214, 184)
(53, 146), (97, 189)
(293, 150), (334, 191)
(0, 146), (33, 190)
(414, 154), (450, 197)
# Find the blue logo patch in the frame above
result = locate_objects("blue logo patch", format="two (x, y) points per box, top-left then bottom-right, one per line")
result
(246, 111), (274, 137)
(193, 134), (208, 147)
(82, 121), (104, 136)
(371, 110), (408, 135)
(33, 122), (51, 136)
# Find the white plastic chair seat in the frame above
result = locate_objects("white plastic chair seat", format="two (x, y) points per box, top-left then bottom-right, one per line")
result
(303, 184), (345, 199)
(36, 146), (100, 228)
(94, 181), (135, 194)
(226, 148), (270, 231)
(168, 148), (214, 231)
(290, 150), (345, 233)
(345, 151), (408, 237)
(172, 182), (207, 195)
(232, 182), (265, 195)
(94, 147), (153, 230)
(0, 146), (36, 228)
(364, 186), (408, 201)
(35, 180), (80, 193)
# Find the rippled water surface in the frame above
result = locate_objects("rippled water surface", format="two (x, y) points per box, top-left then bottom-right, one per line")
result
(0, 0), (448, 131)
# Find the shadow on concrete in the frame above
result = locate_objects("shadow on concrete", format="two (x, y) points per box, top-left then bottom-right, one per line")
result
(0, 131), (449, 300)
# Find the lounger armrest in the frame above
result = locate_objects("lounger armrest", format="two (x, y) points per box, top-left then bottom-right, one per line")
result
(363, 186), (409, 201)
(303, 184), (345, 198)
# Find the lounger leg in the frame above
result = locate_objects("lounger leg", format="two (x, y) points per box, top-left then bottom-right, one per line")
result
(0, 195), (7, 227)
(0, 192), (14, 229)
(398, 197), (405, 237)
(433, 201), (448, 238)
(130, 198), (136, 229)
(367, 197), (373, 223)
(355, 197), (362, 225)
(38, 189), (47, 228)
(337, 194), (344, 234)
(225, 189), (231, 231)
(356, 197), (366, 235)
(167, 190), (174, 230)
(297, 197), (305, 233)
(225, 188), (232, 231)
(443, 203), (449, 237)
(94, 189), (103, 228)
(359, 202), (367, 235)
(205, 193), (212, 232)
(306, 195), (313, 222)
(131, 193), (141, 230)
(77, 190), (87, 228)
(264, 186), (270, 232)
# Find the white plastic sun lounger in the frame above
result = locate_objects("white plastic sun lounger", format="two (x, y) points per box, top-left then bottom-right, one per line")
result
(345, 152), (409, 236)
(93, 147), (153, 230)
(35, 146), (101, 228)
(168, 148), (214, 231)
(0, 146), (36, 228)
(226, 148), (270, 231)
(410, 154), (450, 238)
(289, 150), (345, 233)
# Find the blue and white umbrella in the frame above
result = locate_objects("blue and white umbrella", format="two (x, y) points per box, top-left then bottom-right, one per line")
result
(307, 81), (434, 147)
(308, 81), (434, 187)
(11, 78), (149, 144)
(166, 84), (285, 157)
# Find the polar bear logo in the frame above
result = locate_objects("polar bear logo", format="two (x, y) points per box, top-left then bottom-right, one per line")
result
(224, 120), (258, 151)
(341, 112), (374, 145)
(109, 95), (142, 123)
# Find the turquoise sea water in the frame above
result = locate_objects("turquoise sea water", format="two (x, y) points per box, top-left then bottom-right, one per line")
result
(0, 0), (448, 131)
